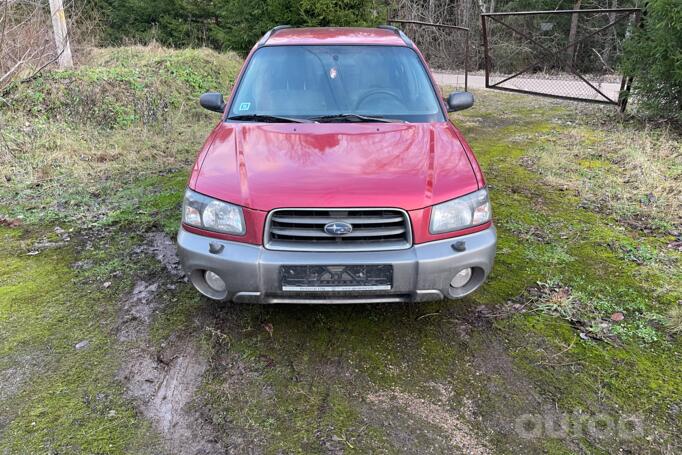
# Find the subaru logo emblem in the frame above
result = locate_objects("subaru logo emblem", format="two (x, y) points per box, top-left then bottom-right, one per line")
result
(324, 221), (353, 236)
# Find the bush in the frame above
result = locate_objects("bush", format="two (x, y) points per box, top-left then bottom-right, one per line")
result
(621, 0), (682, 122)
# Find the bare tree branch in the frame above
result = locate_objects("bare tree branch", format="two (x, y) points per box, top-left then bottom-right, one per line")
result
(0, 0), (89, 91)
(21, 46), (66, 83)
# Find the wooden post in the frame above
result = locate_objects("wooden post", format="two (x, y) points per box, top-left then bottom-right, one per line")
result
(48, 0), (73, 69)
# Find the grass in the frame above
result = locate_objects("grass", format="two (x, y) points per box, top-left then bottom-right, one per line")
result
(0, 44), (242, 226)
(0, 47), (681, 453)
(526, 124), (681, 232)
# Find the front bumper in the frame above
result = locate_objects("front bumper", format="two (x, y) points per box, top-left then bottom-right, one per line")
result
(177, 225), (496, 303)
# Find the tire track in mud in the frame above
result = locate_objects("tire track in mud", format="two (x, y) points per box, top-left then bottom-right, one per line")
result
(116, 233), (222, 455)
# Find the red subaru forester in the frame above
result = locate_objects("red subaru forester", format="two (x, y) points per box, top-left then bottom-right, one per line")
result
(177, 26), (496, 303)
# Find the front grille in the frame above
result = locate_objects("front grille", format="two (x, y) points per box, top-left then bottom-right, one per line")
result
(265, 208), (412, 251)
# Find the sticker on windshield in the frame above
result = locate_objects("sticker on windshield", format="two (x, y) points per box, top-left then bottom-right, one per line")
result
(329, 67), (337, 79)
(238, 102), (251, 111)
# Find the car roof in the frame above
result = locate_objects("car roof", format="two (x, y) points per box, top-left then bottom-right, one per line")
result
(264, 27), (409, 47)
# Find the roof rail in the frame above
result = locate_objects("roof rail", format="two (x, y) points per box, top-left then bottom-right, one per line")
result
(377, 24), (414, 48)
(377, 25), (400, 32)
(258, 25), (292, 46)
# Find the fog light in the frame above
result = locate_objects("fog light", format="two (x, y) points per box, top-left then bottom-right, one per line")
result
(204, 271), (226, 292)
(451, 268), (472, 288)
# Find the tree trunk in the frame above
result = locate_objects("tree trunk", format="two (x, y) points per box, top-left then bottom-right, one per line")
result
(477, 1), (495, 14)
(603, 0), (618, 66)
(567, 0), (581, 70)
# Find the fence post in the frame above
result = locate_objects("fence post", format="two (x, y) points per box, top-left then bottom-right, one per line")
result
(619, 9), (643, 113)
(481, 15), (490, 88)
(464, 30), (469, 92)
(48, 0), (73, 69)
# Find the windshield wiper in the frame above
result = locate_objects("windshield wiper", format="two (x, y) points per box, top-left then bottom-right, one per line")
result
(310, 114), (404, 123)
(226, 114), (310, 123)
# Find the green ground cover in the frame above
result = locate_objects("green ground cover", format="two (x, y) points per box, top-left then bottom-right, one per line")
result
(0, 46), (680, 454)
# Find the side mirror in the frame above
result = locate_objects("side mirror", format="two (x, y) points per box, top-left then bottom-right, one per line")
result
(200, 92), (226, 113)
(446, 91), (474, 112)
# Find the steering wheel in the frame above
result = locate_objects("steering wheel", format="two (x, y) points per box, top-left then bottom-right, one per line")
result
(354, 89), (405, 110)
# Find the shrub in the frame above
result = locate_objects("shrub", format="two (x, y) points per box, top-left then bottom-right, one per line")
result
(621, 0), (682, 122)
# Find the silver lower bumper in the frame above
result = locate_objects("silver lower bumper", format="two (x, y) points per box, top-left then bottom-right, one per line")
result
(177, 226), (496, 303)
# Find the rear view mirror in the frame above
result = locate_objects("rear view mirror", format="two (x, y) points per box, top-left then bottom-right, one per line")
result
(446, 91), (474, 112)
(200, 92), (226, 113)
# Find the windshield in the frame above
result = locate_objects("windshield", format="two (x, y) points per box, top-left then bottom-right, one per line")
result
(228, 45), (444, 123)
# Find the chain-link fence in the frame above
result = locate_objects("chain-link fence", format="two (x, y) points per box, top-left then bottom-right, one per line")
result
(388, 19), (470, 90)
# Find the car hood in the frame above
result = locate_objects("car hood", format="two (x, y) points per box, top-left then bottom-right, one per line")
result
(191, 122), (479, 211)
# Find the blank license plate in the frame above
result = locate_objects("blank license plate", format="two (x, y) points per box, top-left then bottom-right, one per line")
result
(280, 265), (393, 292)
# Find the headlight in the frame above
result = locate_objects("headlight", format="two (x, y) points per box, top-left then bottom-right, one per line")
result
(429, 188), (491, 234)
(182, 189), (245, 235)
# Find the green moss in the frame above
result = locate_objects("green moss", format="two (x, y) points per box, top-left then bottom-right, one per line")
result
(0, 229), (157, 453)
(450, 90), (681, 450)
(456, 91), (680, 339)
(579, 158), (610, 169)
(509, 315), (682, 416)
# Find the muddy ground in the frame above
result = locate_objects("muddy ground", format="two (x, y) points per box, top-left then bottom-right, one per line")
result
(110, 235), (535, 454)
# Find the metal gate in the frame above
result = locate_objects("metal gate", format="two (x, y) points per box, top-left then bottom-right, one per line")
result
(388, 18), (470, 91)
(481, 8), (641, 111)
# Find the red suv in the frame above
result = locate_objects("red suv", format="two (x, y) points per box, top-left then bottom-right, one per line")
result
(177, 26), (496, 303)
